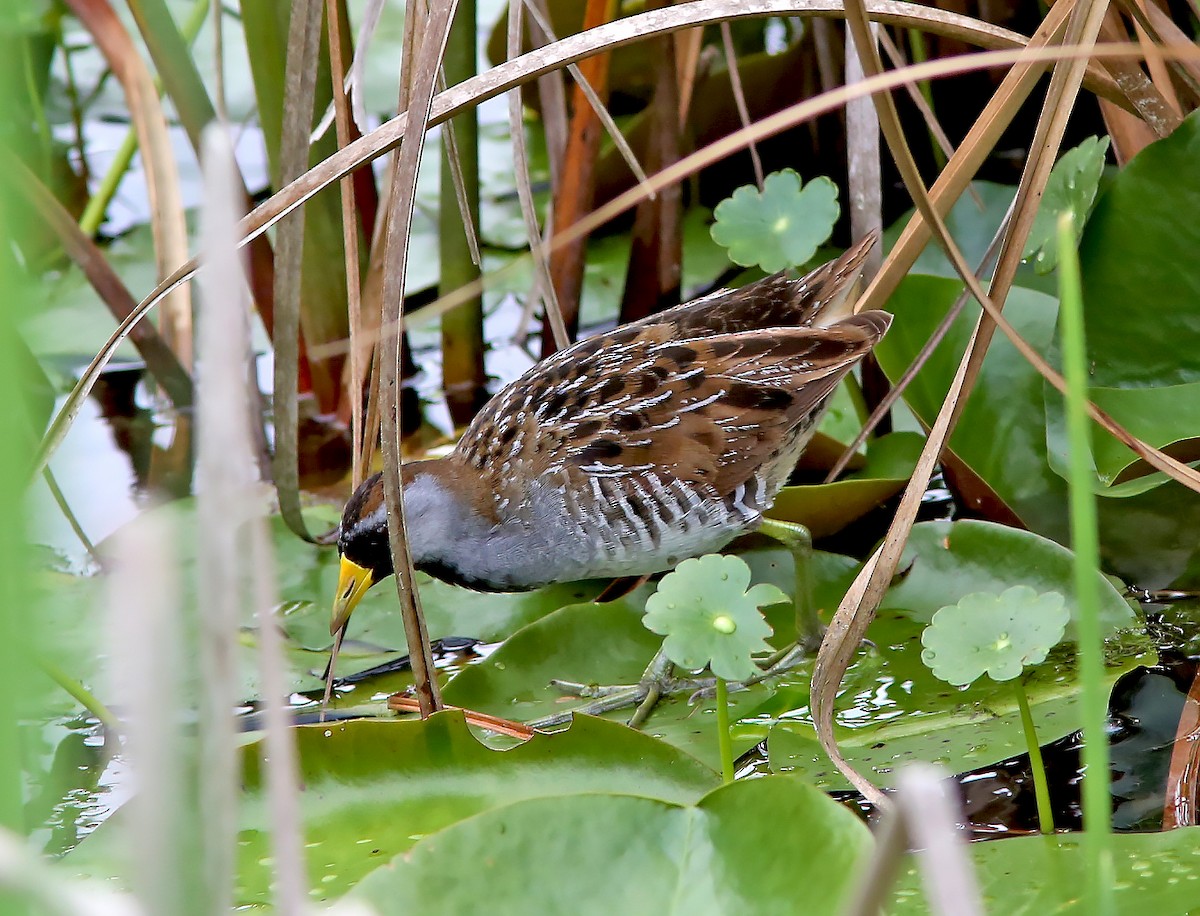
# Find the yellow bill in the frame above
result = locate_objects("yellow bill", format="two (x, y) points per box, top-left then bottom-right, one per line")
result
(331, 556), (374, 635)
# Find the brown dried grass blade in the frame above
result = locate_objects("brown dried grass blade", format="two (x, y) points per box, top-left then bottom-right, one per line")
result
(721, 20), (764, 189)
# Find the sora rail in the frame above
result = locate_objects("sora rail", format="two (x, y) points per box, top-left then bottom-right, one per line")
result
(331, 234), (891, 652)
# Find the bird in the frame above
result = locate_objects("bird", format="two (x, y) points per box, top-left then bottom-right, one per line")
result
(330, 234), (891, 680)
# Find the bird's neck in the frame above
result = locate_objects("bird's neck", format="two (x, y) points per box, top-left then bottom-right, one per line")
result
(402, 458), (578, 592)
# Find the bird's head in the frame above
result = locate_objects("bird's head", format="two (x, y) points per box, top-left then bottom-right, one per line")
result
(331, 472), (392, 635)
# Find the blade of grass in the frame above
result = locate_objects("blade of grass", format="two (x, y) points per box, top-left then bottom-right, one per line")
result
(721, 20), (764, 189)
(1057, 211), (1114, 915)
(542, 0), (617, 354)
(106, 512), (198, 914)
(197, 124), (263, 914)
(619, 0), (682, 325)
(521, 0), (653, 196)
(843, 764), (983, 916)
(272, 0), (324, 545)
(1015, 679), (1055, 835)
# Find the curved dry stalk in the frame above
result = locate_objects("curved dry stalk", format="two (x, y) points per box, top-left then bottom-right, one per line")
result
(721, 20), (764, 189)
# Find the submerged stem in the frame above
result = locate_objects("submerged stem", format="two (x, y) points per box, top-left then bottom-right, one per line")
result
(1014, 679), (1053, 835)
(716, 676), (733, 785)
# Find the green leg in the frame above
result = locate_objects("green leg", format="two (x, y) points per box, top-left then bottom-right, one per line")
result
(757, 517), (819, 651)
(543, 647), (695, 730)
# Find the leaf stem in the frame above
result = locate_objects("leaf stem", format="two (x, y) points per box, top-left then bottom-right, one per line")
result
(1057, 212), (1113, 913)
(715, 676), (733, 785)
(1014, 679), (1053, 835)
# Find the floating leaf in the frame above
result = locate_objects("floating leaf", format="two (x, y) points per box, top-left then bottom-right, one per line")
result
(643, 555), (784, 682)
(1023, 136), (1110, 273)
(710, 170), (839, 272)
(351, 776), (871, 913)
(921, 586), (1070, 687)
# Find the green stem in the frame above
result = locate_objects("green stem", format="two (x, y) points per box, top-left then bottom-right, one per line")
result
(1057, 212), (1113, 913)
(78, 0), (209, 237)
(36, 656), (119, 734)
(906, 29), (945, 170)
(715, 677), (733, 785)
(1015, 680), (1053, 835)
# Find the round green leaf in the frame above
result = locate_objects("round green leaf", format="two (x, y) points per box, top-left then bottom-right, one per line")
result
(351, 776), (871, 913)
(885, 520), (1135, 636)
(710, 170), (839, 272)
(643, 555), (784, 682)
(920, 586), (1069, 686)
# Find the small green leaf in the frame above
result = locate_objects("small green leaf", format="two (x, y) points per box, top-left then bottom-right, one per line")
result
(710, 170), (840, 272)
(920, 585), (1070, 687)
(643, 555), (784, 682)
(1023, 136), (1110, 273)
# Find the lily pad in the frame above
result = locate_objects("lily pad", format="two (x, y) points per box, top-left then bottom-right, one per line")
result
(643, 555), (783, 682)
(69, 711), (719, 906)
(921, 586), (1070, 686)
(872, 274), (1070, 540)
(710, 170), (839, 272)
(885, 520), (1135, 635)
(351, 776), (871, 914)
(891, 825), (1200, 913)
(1044, 380), (1200, 496)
